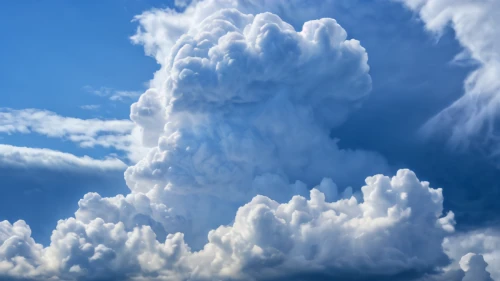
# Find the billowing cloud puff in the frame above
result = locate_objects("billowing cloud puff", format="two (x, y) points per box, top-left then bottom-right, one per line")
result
(132, 0), (500, 159)
(0, 221), (44, 280)
(0, 169), (456, 280)
(131, 0), (350, 63)
(189, 170), (455, 280)
(127, 8), (389, 246)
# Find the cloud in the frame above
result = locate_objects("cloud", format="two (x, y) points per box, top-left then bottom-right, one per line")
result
(397, 0), (500, 155)
(127, 8), (390, 247)
(80, 105), (101, 111)
(188, 170), (455, 280)
(1, 2), (498, 281)
(460, 254), (493, 281)
(83, 86), (142, 102)
(0, 169), (457, 281)
(0, 144), (126, 171)
(0, 7), (403, 281)
(0, 144), (129, 249)
(443, 229), (500, 281)
(0, 108), (146, 162)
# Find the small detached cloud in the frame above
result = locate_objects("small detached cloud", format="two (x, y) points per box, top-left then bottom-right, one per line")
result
(80, 104), (101, 111)
(83, 86), (142, 102)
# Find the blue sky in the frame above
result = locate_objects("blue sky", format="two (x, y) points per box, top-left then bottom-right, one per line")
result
(0, 0), (161, 153)
(0, 0), (164, 243)
(0, 1), (499, 281)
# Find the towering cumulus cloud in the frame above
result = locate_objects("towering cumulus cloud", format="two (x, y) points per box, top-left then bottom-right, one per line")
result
(127, 8), (389, 246)
(0, 5), (494, 281)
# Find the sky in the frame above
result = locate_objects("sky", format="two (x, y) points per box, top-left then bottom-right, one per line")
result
(0, 1), (499, 281)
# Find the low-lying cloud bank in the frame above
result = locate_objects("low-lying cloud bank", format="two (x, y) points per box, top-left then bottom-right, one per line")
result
(0, 2), (498, 281)
(0, 170), (460, 280)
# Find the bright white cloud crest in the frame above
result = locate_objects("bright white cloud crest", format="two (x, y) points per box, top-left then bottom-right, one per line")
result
(0, 2), (498, 281)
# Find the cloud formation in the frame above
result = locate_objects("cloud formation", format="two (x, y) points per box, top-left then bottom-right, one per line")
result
(0, 144), (126, 171)
(1, 2), (498, 281)
(443, 229), (500, 281)
(0, 169), (458, 281)
(460, 254), (493, 281)
(83, 86), (142, 102)
(398, 0), (500, 155)
(0, 108), (145, 162)
(127, 8), (391, 246)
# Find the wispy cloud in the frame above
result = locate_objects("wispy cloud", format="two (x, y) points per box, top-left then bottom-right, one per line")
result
(83, 86), (142, 102)
(0, 144), (127, 171)
(80, 104), (101, 110)
(0, 108), (147, 162)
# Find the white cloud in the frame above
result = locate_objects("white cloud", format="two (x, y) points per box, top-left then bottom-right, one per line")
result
(83, 86), (142, 102)
(0, 144), (126, 171)
(80, 105), (101, 111)
(127, 8), (390, 248)
(0, 108), (146, 163)
(188, 169), (455, 280)
(1, 2), (498, 281)
(397, 0), (500, 154)
(0, 169), (458, 281)
(443, 229), (500, 281)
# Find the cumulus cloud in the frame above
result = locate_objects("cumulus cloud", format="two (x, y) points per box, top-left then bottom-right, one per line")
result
(131, 0), (343, 63)
(127, 8), (391, 246)
(188, 170), (455, 280)
(2, 2), (497, 281)
(397, 0), (500, 155)
(0, 108), (146, 162)
(443, 229), (500, 281)
(0, 169), (457, 281)
(132, 0), (500, 157)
